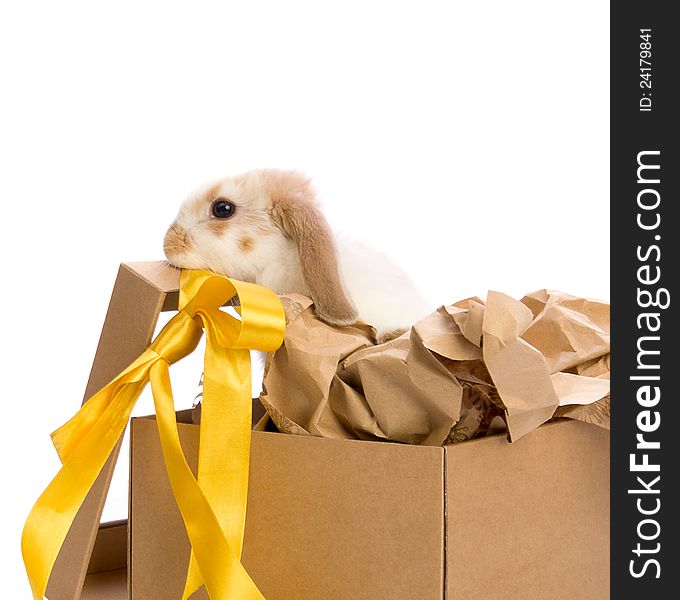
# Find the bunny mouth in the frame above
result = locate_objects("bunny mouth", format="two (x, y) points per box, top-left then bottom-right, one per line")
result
(163, 249), (186, 265)
(163, 250), (206, 271)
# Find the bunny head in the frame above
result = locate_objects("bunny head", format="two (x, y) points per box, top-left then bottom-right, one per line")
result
(164, 169), (358, 326)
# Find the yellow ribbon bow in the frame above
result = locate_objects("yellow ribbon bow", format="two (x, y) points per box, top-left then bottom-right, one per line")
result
(21, 270), (286, 600)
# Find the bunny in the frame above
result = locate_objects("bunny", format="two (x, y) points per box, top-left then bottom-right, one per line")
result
(163, 169), (432, 342)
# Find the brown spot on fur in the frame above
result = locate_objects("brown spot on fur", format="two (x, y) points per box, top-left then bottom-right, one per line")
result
(206, 219), (228, 234)
(239, 236), (254, 252)
(265, 170), (358, 327)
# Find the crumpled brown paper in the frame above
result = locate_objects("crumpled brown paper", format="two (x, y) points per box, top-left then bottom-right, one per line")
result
(259, 290), (610, 446)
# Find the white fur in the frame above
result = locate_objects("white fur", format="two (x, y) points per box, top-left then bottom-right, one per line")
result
(334, 234), (432, 335)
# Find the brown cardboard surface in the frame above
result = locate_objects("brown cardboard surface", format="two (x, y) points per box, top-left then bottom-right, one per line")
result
(81, 522), (128, 599)
(81, 570), (127, 600)
(445, 419), (610, 599)
(48, 262), (181, 600)
(87, 521), (127, 575)
(130, 414), (445, 600)
(130, 413), (609, 600)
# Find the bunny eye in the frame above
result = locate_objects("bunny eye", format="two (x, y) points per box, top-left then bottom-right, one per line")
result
(211, 198), (236, 219)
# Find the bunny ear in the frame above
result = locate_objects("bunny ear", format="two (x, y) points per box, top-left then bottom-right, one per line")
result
(265, 171), (358, 326)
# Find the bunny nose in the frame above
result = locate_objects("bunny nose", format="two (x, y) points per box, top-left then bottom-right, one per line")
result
(163, 223), (194, 256)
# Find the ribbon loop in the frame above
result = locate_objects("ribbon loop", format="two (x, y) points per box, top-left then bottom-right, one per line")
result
(22, 269), (286, 600)
(184, 274), (286, 354)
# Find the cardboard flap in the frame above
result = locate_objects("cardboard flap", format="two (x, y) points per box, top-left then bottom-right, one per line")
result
(47, 261), (179, 600)
(83, 262), (180, 400)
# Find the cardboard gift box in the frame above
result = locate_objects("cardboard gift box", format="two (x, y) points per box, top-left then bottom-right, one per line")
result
(40, 262), (609, 599)
(130, 412), (609, 600)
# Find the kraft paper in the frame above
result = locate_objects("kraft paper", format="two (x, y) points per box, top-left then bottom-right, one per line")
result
(260, 290), (610, 445)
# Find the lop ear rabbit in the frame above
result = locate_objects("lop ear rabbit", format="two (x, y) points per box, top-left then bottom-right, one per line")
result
(163, 169), (431, 341)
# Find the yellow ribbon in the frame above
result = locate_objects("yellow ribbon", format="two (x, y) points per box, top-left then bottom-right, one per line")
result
(21, 270), (286, 600)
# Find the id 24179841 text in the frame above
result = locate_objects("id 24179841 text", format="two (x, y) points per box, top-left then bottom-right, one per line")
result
(639, 29), (652, 112)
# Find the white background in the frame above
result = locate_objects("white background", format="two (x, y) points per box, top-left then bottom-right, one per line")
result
(0, 1), (609, 596)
